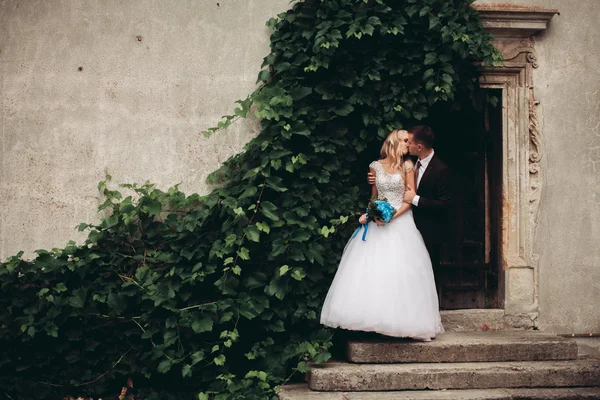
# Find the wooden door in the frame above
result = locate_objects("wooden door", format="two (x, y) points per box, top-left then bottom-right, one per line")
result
(428, 90), (502, 309)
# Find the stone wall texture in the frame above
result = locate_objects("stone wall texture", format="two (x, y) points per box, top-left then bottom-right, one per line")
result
(1, 0), (599, 333)
(0, 0), (289, 258)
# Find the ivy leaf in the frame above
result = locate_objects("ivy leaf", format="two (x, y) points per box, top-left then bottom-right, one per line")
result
(429, 16), (440, 29)
(291, 230), (311, 242)
(214, 355), (226, 366)
(238, 247), (250, 260)
(256, 222), (270, 234)
(55, 283), (67, 293)
(157, 359), (173, 374)
(68, 288), (88, 308)
(192, 317), (214, 333)
(361, 24), (375, 36)
(266, 176), (287, 192)
(291, 268), (307, 281)
(239, 186), (258, 199)
(260, 201), (280, 221)
(289, 86), (312, 100)
(182, 364), (192, 378)
(191, 351), (205, 366)
(296, 361), (310, 373)
(101, 215), (119, 228)
(334, 103), (354, 116)
(314, 351), (331, 364)
(144, 199), (161, 216)
(45, 324), (59, 338)
(367, 70), (381, 81)
(279, 265), (290, 276)
(107, 293), (127, 314)
(424, 52), (437, 65)
(220, 312), (234, 323)
(246, 225), (260, 243)
(320, 226), (335, 238)
(257, 69), (271, 83)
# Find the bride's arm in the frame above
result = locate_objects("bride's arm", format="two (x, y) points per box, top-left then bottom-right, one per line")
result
(359, 167), (378, 225)
(392, 164), (415, 219)
(392, 201), (411, 219)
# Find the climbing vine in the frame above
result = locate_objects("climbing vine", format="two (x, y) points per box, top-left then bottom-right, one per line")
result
(0, 0), (501, 398)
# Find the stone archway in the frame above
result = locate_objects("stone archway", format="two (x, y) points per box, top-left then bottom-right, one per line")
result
(475, 5), (556, 323)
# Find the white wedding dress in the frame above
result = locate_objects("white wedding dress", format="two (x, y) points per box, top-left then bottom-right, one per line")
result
(320, 160), (444, 340)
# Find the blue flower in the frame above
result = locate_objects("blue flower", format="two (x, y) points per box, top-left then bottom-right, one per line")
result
(367, 199), (396, 224)
(373, 200), (394, 222)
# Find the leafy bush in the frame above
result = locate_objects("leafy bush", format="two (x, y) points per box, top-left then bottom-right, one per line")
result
(0, 0), (500, 398)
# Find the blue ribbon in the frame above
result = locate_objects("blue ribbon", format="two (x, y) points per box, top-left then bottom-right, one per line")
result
(351, 223), (369, 241)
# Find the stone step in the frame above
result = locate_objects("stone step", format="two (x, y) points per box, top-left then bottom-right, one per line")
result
(278, 384), (600, 399)
(440, 309), (536, 332)
(347, 331), (578, 363)
(307, 360), (600, 391)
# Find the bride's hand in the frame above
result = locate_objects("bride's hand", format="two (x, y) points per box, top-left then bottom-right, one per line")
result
(374, 218), (385, 226)
(359, 214), (368, 225)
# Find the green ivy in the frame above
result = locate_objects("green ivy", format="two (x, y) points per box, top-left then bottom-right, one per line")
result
(0, 0), (501, 398)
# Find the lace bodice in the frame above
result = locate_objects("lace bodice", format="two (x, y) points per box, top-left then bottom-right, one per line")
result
(369, 160), (413, 209)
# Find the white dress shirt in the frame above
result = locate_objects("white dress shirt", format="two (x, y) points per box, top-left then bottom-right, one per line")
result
(412, 150), (434, 207)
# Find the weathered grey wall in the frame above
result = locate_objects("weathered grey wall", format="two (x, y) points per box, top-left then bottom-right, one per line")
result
(0, 0), (289, 259)
(2, 0), (600, 333)
(475, 0), (600, 333)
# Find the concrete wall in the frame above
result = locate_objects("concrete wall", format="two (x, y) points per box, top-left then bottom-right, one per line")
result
(0, 0), (289, 259)
(475, 0), (600, 333)
(2, 0), (600, 333)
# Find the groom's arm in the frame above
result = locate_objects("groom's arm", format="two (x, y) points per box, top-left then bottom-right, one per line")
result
(414, 167), (451, 210)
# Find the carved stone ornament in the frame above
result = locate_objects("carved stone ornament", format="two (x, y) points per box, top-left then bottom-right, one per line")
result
(529, 88), (542, 225)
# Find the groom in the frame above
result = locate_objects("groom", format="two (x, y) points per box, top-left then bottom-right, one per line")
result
(369, 125), (451, 270)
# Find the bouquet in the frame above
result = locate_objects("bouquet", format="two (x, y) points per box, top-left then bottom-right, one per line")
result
(366, 198), (396, 223)
(352, 198), (396, 241)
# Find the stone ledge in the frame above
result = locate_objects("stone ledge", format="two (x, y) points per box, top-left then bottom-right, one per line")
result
(278, 384), (600, 400)
(346, 331), (577, 363)
(307, 360), (600, 391)
(473, 3), (558, 39)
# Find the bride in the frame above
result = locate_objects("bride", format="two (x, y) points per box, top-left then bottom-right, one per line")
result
(320, 129), (444, 341)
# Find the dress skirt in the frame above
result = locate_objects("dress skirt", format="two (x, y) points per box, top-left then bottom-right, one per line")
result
(320, 210), (444, 340)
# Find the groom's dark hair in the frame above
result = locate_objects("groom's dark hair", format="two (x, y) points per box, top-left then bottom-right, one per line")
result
(408, 125), (435, 149)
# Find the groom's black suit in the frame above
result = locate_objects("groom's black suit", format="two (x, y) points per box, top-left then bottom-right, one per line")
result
(412, 154), (452, 269)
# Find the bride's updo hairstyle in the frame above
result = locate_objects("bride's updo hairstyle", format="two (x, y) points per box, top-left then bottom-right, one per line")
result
(380, 129), (408, 173)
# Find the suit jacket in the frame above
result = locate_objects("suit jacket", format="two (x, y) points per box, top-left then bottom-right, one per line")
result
(412, 154), (452, 246)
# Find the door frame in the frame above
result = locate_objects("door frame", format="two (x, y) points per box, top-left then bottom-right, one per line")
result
(475, 5), (557, 319)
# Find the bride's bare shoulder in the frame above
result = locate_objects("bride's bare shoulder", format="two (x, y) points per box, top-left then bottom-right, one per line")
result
(369, 160), (382, 169)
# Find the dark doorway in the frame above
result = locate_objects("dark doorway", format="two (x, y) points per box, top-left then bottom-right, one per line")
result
(427, 89), (503, 309)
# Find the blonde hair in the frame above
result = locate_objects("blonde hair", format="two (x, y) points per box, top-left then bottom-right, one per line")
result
(379, 129), (408, 174)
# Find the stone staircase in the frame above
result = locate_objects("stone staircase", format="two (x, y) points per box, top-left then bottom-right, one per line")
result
(278, 331), (600, 399)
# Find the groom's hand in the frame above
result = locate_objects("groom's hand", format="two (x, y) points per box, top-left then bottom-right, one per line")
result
(404, 184), (416, 204)
(367, 171), (376, 185)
